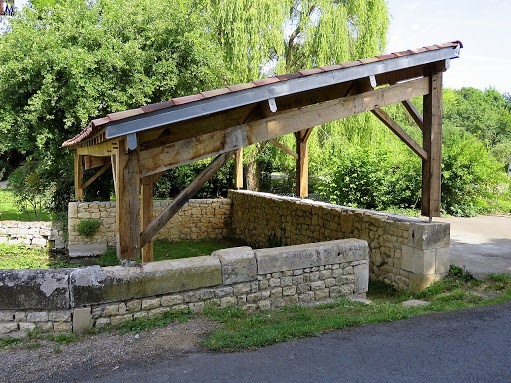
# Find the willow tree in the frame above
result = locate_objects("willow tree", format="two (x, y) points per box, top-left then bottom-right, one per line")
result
(209, 0), (389, 190)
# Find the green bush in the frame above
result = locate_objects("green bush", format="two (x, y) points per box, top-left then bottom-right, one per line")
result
(317, 145), (421, 211)
(77, 219), (101, 238)
(441, 126), (507, 216)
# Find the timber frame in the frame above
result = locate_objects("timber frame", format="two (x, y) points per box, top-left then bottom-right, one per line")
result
(63, 41), (462, 260)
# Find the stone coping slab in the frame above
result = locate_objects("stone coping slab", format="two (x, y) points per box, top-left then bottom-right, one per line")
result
(255, 239), (369, 275)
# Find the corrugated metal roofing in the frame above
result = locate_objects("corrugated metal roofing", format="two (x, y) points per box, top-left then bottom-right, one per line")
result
(62, 41), (462, 148)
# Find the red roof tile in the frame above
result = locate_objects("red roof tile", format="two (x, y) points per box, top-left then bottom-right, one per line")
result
(62, 41), (462, 148)
(200, 88), (231, 99)
(227, 82), (257, 92)
(252, 77), (280, 86)
(298, 68), (324, 76)
(141, 101), (173, 113)
(171, 94), (204, 105)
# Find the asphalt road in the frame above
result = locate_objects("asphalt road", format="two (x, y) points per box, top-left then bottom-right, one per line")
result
(74, 302), (511, 383)
(436, 215), (511, 275)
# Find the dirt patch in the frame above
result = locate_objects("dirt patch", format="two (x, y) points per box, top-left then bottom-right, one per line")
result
(0, 317), (219, 383)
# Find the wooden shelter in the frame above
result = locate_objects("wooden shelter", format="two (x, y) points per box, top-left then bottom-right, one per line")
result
(63, 41), (462, 261)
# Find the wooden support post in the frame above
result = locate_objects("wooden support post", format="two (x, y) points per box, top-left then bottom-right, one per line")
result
(141, 178), (154, 263)
(295, 129), (310, 198)
(141, 151), (234, 248)
(422, 72), (443, 217)
(235, 148), (243, 189)
(74, 152), (84, 201)
(115, 141), (141, 260)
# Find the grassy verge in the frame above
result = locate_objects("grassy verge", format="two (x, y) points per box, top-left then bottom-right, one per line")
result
(0, 238), (247, 269)
(0, 189), (53, 221)
(0, 243), (71, 269)
(95, 238), (247, 267)
(1, 268), (510, 353)
(201, 267), (511, 351)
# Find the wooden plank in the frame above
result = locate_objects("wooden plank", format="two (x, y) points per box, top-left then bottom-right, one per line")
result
(401, 100), (424, 131)
(111, 153), (117, 197)
(371, 108), (428, 161)
(115, 141), (141, 260)
(234, 148), (243, 189)
(139, 78), (430, 177)
(421, 72), (443, 217)
(140, 151), (234, 247)
(269, 139), (298, 159)
(84, 155), (110, 170)
(141, 179), (154, 263)
(77, 141), (117, 157)
(74, 152), (84, 201)
(295, 130), (308, 198)
(140, 125), (247, 177)
(83, 163), (111, 191)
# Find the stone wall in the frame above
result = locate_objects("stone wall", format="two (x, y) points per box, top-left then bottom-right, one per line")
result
(229, 190), (450, 292)
(0, 221), (65, 248)
(67, 199), (231, 247)
(0, 239), (368, 337)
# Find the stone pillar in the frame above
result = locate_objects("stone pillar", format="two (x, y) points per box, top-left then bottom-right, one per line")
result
(401, 222), (450, 292)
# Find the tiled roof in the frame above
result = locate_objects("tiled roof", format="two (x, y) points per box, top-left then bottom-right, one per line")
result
(62, 41), (462, 148)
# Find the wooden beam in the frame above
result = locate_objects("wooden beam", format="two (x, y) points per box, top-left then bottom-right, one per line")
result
(269, 139), (298, 159)
(401, 100), (424, 131)
(84, 155), (110, 170)
(141, 178), (154, 263)
(422, 72), (443, 218)
(295, 130), (308, 198)
(140, 151), (234, 247)
(371, 108), (428, 161)
(74, 152), (84, 201)
(139, 78), (430, 177)
(83, 163), (110, 191)
(115, 141), (141, 260)
(76, 141), (117, 157)
(234, 148), (243, 189)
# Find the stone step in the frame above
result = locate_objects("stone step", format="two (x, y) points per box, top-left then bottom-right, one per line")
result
(68, 243), (107, 258)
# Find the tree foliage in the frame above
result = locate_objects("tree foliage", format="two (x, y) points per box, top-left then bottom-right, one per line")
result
(0, 0), (227, 211)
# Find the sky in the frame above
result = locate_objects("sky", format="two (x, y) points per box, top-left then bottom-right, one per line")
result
(6, 0), (511, 93)
(385, 0), (511, 93)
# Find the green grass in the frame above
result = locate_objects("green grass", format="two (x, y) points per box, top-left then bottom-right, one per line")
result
(0, 238), (247, 269)
(115, 308), (195, 334)
(0, 243), (72, 269)
(95, 238), (247, 267)
(201, 267), (511, 352)
(0, 189), (53, 221)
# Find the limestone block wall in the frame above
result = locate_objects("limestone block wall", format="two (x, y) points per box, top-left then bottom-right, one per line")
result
(0, 221), (65, 248)
(229, 190), (450, 292)
(67, 199), (231, 246)
(0, 239), (368, 337)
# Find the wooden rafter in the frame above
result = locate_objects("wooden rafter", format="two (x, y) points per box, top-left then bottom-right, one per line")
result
(139, 78), (429, 177)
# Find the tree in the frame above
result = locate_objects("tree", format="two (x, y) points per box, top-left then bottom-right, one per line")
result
(208, 0), (389, 190)
(0, 0), (228, 212)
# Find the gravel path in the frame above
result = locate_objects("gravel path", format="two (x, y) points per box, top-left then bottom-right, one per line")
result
(0, 317), (218, 383)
